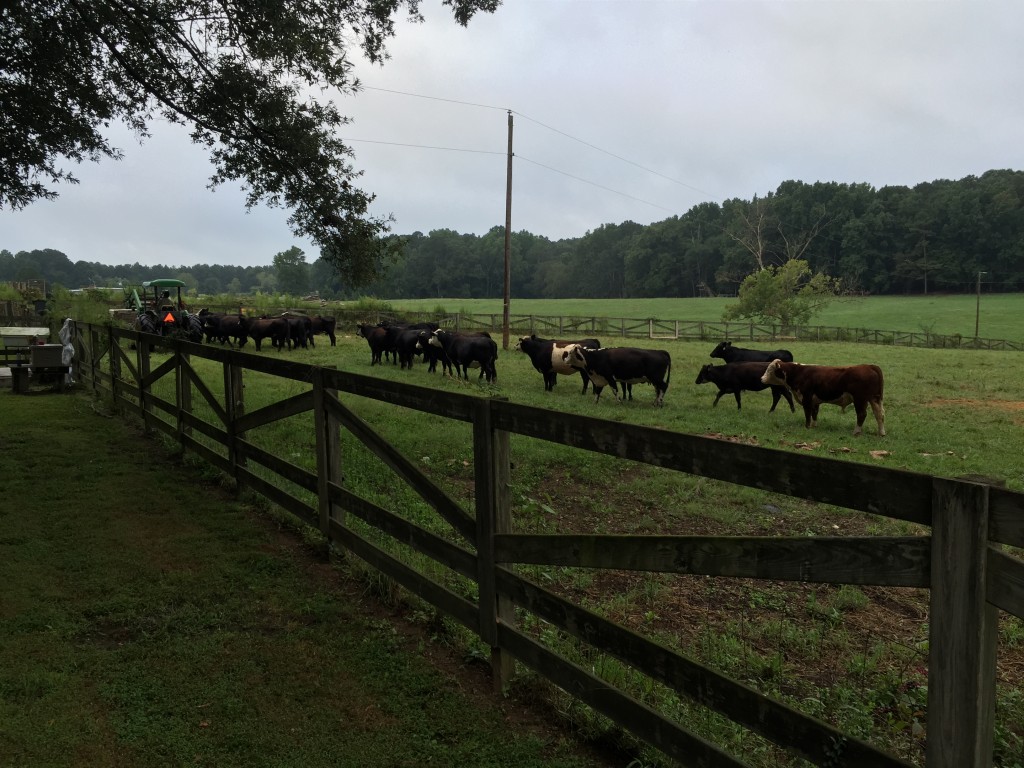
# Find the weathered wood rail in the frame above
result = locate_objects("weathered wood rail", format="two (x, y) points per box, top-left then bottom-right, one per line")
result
(70, 321), (1024, 768)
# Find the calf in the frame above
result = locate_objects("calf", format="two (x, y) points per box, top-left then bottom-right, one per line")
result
(514, 334), (600, 393)
(695, 362), (795, 412)
(565, 346), (671, 406)
(761, 360), (885, 436)
(356, 323), (388, 365)
(710, 341), (794, 363)
(428, 329), (498, 382)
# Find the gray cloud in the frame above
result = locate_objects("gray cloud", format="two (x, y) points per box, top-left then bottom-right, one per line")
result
(3, 0), (1022, 269)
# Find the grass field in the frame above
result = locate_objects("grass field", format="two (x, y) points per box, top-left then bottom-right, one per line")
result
(147, 321), (1024, 767)
(0, 394), (617, 768)
(8, 298), (1024, 766)
(368, 293), (1024, 343)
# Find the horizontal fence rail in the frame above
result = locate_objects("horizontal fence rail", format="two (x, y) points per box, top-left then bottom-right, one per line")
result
(70, 321), (1024, 768)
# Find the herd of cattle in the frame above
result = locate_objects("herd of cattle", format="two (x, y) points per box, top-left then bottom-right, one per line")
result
(186, 313), (885, 436)
(351, 324), (885, 436)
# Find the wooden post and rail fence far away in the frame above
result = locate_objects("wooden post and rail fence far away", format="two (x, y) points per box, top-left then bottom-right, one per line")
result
(68, 321), (1024, 768)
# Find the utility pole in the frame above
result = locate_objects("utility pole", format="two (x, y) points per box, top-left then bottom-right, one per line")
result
(975, 271), (986, 338)
(502, 111), (513, 351)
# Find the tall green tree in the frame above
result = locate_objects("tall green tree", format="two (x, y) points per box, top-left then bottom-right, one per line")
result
(273, 246), (310, 296)
(723, 259), (839, 327)
(1, 0), (500, 284)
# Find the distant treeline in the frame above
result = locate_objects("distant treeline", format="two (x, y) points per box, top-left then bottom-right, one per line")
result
(4, 169), (1024, 299)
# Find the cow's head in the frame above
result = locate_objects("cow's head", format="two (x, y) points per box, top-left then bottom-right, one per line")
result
(563, 344), (588, 370)
(428, 329), (445, 348)
(761, 359), (786, 386)
(415, 330), (432, 350)
(514, 336), (530, 352)
(710, 341), (731, 359)
(695, 364), (713, 385)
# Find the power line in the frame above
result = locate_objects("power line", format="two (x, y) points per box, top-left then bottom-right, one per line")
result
(511, 111), (713, 198)
(344, 137), (504, 156)
(359, 85), (712, 201)
(515, 155), (678, 214)
(361, 86), (508, 113)
(342, 134), (681, 215)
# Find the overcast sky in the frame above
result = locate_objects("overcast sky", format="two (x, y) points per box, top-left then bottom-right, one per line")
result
(3, 0), (1023, 270)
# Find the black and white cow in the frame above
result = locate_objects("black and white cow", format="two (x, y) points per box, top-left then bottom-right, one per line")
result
(710, 341), (794, 364)
(380, 322), (439, 365)
(565, 346), (671, 406)
(514, 334), (601, 393)
(428, 329), (498, 382)
(694, 362), (795, 412)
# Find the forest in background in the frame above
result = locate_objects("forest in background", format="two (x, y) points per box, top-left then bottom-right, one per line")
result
(3, 169), (1023, 299)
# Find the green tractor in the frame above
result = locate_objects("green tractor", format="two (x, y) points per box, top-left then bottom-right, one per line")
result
(124, 278), (204, 342)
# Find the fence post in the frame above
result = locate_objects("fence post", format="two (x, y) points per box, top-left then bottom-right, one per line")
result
(138, 336), (153, 433)
(223, 357), (246, 488)
(313, 366), (343, 551)
(473, 397), (514, 692)
(177, 344), (192, 444)
(926, 477), (997, 768)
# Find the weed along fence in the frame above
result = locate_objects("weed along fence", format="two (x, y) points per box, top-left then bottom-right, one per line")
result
(71, 321), (1024, 768)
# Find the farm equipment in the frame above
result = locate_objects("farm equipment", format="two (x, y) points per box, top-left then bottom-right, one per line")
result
(122, 278), (203, 342)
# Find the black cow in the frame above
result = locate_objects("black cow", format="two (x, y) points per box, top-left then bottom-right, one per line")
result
(710, 341), (794, 363)
(197, 309), (226, 344)
(514, 334), (600, 393)
(217, 314), (250, 348)
(394, 328), (425, 369)
(282, 314), (313, 350)
(380, 322), (439, 365)
(248, 317), (290, 351)
(565, 346), (671, 406)
(310, 315), (337, 346)
(416, 329), (450, 374)
(428, 329), (498, 382)
(356, 323), (388, 365)
(695, 362), (795, 412)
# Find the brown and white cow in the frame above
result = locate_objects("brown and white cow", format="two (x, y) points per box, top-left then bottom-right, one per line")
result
(761, 360), (885, 436)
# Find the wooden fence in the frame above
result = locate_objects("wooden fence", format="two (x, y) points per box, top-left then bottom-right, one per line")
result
(302, 309), (1020, 351)
(70, 321), (1024, 768)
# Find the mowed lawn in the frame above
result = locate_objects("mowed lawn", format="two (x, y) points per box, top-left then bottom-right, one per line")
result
(0, 392), (616, 768)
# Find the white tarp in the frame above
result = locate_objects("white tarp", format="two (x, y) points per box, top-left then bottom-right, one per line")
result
(58, 318), (75, 384)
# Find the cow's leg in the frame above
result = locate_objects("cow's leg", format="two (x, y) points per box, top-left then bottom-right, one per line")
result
(711, 388), (725, 407)
(801, 400), (815, 428)
(733, 390), (742, 410)
(853, 400), (868, 436)
(579, 371), (590, 395)
(871, 400), (886, 436)
(592, 385), (603, 404)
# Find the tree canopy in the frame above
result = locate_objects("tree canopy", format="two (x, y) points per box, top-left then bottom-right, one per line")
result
(0, 0), (500, 284)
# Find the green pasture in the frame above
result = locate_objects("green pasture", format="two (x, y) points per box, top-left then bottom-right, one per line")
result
(0, 395), (612, 768)
(143, 325), (1024, 766)
(373, 293), (1024, 343)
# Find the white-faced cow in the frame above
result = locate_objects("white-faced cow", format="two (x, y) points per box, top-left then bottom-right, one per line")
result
(695, 362), (795, 412)
(428, 329), (498, 382)
(379, 322), (439, 365)
(565, 346), (671, 406)
(761, 360), (885, 436)
(514, 334), (600, 393)
(710, 341), (794, 363)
